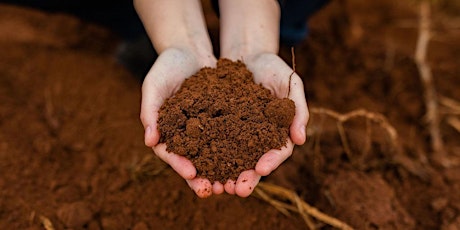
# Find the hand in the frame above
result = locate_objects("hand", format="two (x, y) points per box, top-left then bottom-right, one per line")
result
(135, 0), (223, 198)
(222, 53), (309, 197)
(140, 47), (223, 198)
(216, 0), (309, 197)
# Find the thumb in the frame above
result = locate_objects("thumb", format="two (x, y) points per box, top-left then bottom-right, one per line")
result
(288, 72), (309, 145)
(140, 76), (164, 147)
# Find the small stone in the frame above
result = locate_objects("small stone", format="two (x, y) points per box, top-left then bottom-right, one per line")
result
(431, 197), (449, 212)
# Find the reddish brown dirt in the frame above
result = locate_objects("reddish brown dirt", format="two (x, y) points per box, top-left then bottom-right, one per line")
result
(1, 0), (460, 229)
(158, 59), (294, 183)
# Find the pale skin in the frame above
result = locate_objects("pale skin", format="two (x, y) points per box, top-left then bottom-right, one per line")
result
(135, 0), (309, 198)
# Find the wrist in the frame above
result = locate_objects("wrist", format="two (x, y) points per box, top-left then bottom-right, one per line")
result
(135, 0), (214, 65)
(219, 0), (280, 60)
(159, 45), (216, 68)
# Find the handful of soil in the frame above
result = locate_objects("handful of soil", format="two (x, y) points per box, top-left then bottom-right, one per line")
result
(158, 59), (295, 183)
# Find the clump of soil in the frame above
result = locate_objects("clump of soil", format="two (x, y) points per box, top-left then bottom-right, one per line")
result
(158, 59), (295, 183)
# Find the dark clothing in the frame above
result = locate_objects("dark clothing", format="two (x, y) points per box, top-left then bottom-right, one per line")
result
(279, 0), (330, 45)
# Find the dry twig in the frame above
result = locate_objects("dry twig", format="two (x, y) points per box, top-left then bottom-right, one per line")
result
(253, 182), (354, 230)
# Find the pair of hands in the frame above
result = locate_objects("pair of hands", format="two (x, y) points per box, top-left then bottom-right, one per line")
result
(140, 47), (309, 198)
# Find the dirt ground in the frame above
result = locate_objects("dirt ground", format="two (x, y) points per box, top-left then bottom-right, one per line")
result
(0, 0), (459, 229)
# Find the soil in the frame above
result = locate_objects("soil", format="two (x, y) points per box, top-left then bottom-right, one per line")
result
(1, 0), (460, 229)
(158, 59), (294, 183)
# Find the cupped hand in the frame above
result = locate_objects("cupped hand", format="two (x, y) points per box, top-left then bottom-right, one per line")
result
(223, 53), (309, 197)
(140, 47), (224, 198)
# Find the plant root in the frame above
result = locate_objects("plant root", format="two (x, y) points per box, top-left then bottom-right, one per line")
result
(414, 2), (452, 167)
(310, 107), (431, 180)
(39, 215), (55, 230)
(287, 47), (296, 98)
(446, 116), (460, 134)
(310, 108), (399, 149)
(253, 182), (354, 230)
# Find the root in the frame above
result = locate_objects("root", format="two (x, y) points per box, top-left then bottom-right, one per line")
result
(310, 107), (431, 179)
(39, 215), (55, 230)
(446, 116), (460, 134)
(310, 107), (399, 148)
(415, 2), (446, 162)
(253, 182), (354, 230)
(287, 47), (296, 98)
(439, 95), (460, 115)
(44, 88), (60, 132)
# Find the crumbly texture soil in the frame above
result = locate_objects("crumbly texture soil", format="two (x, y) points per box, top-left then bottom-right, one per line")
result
(158, 59), (294, 183)
(1, 0), (460, 229)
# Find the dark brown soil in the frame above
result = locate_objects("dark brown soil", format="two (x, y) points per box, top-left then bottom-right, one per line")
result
(1, 0), (460, 229)
(158, 59), (294, 183)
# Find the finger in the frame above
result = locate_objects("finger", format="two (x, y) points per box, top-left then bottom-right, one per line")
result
(288, 73), (309, 145)
(255, 138), (294, 176)
(140, 49), (194, 147)
(153, 144), (196, 180)
(212, 181), (224, 195)
(224, 180), (236, 195)
(140, 75), (165, 147)
(186, 178), (213, 198)
(235, 170), (261, 197)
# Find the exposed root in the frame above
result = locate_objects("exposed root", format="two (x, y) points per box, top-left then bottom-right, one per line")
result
(39, 215), (55, 230)
(29, 211), (36, 225)
(310, 107), (431, 180)
(446, 116), (460, 134)
(44, 88), (60, 132)
(439, 95), (460, 114)
(310, 108), (399, 147)
(415, 2), (447, 164)
(253, 182), (354, 230)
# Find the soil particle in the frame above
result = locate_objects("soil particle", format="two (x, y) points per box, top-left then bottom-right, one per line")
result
(132, 222), (149, 230)
(264, 98), (296, 127)
(158, 59), (295, 183)
(443, 216), (460, 230)
(55, 185), (82, 203)
(431, 197), (449, 212)
(56, 201), (93, 228)
(87, 220), (101, 230)
(185, 117), (203, 138)
(108, 173), (130, 192)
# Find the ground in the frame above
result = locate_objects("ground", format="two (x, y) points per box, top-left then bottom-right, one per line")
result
(0, 0), (459, 229)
